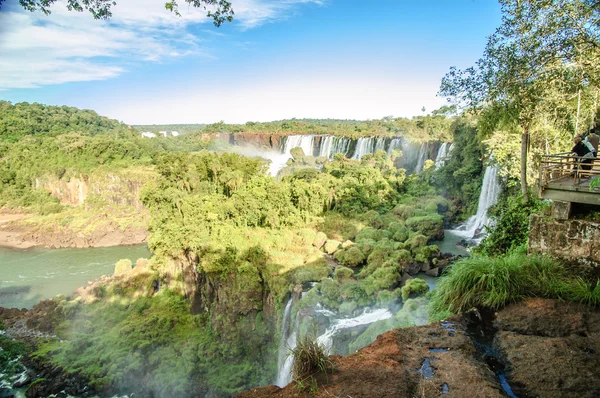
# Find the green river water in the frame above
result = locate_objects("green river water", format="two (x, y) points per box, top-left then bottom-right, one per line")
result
(0, 245), (151, 309)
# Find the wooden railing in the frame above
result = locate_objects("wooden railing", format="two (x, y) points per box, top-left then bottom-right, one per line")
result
(539, 153), (600, 189)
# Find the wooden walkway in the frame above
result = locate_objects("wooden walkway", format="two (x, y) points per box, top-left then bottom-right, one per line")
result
(539, 153), (600, 206)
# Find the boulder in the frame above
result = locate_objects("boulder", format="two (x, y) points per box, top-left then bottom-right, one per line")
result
(324, 239), (341, 255)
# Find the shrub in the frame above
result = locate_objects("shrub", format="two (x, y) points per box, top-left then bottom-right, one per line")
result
(113, 259), (133, 276)
(413, 245), (439, 263)
(334, 266), (354, 282)
(405, 215), (444, 238)
(363, 265), (401, 295)
(401, 278), (429, 300)
(476, 193), (548, 256)
(340, 246), (365, 267)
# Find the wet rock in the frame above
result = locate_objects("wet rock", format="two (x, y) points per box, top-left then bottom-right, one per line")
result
(494, 298), (600, 398)
(425, 267), (441, 277)
(0, 388), (15, 398)
(402, 262), (421, 275)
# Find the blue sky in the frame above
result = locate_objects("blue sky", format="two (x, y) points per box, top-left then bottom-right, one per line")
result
(0, 0), (501, 124)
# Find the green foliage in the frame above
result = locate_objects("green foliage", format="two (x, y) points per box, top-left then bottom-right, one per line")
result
(401, 278), (430, 300)
(430, 253), (600, 319)
(434, 118), (484, 218)
(476, 193), (548, 256)
(291, 332), (331, 382)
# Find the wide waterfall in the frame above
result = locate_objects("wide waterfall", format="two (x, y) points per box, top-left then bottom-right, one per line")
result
(453, 165), (502, 241)
(221, 134), (455, 176)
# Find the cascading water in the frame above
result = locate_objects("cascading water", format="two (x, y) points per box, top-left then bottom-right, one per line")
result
(283, 135), (315, 156)
(414, 143), (429, 173)
(316, 308), (393, 354)
(387, 138), (402, 156)
(453, 165), (502, 241)
(374, 137), (387, 152)
(351, 137), (376, 160)
(275, 298), (299, 387)
(434, 143), (451, 170)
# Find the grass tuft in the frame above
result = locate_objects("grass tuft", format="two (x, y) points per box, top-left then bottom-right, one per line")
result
(430, 253), (600, 320)
(291, 333), (331, 384)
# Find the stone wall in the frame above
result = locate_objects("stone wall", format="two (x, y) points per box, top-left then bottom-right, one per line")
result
(529, 214), (600, 277)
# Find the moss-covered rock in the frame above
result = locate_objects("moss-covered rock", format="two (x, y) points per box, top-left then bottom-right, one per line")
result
(340, 247), (365, 267)
(334, 266), (355, 282)
(400, 278), (429, 300)
(405, 214), (444, 240)
(363, 265), (401, 296)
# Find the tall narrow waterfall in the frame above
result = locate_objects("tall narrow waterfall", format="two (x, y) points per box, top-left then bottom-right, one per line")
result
(275, 299), (299, 387)
(454, 165), (502, 240)
(387, 138), (402, 156)
(434, 143), (451, 170)
(414, 143), (429, 173)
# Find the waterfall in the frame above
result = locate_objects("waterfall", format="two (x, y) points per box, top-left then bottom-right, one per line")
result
(318, 136), (335, 158)
(374, 137), (387, 152)
(283, 135), (315, 156)
(453, 165), (502, 241)
(316, 308), (392, 354)
(434, 143), (451, 170)
(387, 138), (402, 156)
(352, 137), (375, 160)
(414, 143), (429, 173)
(275, 298), (299, 387)
(318, 136), (352, 159)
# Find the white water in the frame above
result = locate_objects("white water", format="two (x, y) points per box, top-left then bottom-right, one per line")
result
(351, 137), (376, 160)
(414, 143), (429, 173)
(274, 303), (392, 386)
(452, 165), (502, 241)
(220, 134), (437, 176)
(316, 308), (392, 354)
(434, 143), (451, 170)
(275, 298), (296, 387)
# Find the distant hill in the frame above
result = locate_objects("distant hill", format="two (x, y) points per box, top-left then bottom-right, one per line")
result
(0, 101), (128, 142)
(133, 124), (206, 135)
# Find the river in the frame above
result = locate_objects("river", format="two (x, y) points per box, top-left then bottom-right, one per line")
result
(0, 245), (151, 309)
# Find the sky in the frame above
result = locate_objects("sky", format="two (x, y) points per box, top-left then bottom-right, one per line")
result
(0, 0), (502, 125)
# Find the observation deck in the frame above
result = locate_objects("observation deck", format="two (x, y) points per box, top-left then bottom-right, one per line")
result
(539, 153), (600, 206)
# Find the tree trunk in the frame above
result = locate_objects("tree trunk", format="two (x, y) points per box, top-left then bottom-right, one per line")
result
(521, 131), (529, 199)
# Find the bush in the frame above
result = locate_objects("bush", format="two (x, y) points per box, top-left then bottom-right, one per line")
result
(405, 214), (444, 239)
(340, 246), (365, 267)
(113, 259), (133, 276)
(363, 266), (401, 295)
(400, 278), (429, 300)
(476, 193), (548, 256)
(334, 266), (354, 282)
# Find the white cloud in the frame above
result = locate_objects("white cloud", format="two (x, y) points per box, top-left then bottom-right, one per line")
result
(0, 0), (324, 90)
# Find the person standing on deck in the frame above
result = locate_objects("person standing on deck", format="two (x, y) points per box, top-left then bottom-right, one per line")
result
(586, 128), (599, 157)
(571, 136), (594, 174)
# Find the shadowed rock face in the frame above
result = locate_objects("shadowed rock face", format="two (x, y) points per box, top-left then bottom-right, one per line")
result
(237, 298), (600, 398)
(529, 215), (600, 278)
